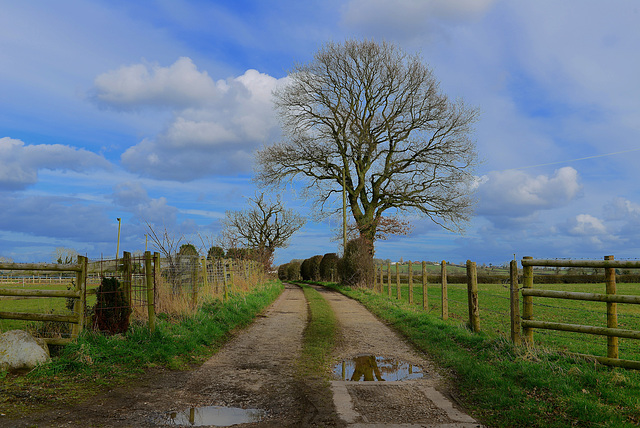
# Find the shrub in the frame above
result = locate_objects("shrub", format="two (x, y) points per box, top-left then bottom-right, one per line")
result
(319, 253), (339, 281)
(300, 258), (312, 280)
(338, 237), (374, 287)
(92, 277), (132, 334)
(277, 263), (289, 281)
(286, 261), (302, 281)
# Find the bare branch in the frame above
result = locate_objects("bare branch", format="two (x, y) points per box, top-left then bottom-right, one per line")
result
(255, 40), (478, 244)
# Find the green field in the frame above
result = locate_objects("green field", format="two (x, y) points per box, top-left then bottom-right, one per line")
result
(378, 281), (640, 362)
(0, 282), (100, 333)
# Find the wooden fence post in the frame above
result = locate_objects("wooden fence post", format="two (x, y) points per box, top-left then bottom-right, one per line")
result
(201, 257), (208, 290)
(408, 261), (414, 304)
(422, 261), (428, 310)
(605, 255), (618, 359)
(441, 260), (448, 320)
(122, 251), (132, 309)
(387, 261), (392, 298)
(379, 265), (383, 294)
(223, 261), (229, 301)
(510, 260), (521, 345)
(396, 263), (401, 300)
(373, 264), (378, 292)
(522, 256), (534, 346)
(145, 251), (156, 332)
(71, 256), (87, 338)
(466, 260), (480, 332)
(190, 256), (198, 308)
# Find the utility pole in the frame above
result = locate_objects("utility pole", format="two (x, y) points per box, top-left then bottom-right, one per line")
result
(116, 218), (122, 261)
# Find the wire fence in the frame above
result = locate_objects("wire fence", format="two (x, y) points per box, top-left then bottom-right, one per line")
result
(0, 252), (267, 342)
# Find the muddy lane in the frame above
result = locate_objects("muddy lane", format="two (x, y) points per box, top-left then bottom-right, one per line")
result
(4, 284), (309, 428)
(312, 285), (482, 428)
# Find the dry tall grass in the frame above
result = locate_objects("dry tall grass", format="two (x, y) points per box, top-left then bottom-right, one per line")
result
(131, 269), (268, 320)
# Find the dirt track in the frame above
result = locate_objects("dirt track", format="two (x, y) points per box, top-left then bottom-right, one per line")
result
(2, 284), (481, 427)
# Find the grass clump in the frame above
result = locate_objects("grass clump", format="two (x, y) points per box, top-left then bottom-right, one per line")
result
(0, 280), (284, 418)
(324, 282), (640, 428)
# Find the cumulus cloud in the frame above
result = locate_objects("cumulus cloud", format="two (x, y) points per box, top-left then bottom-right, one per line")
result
(566, 214), (607, 236)
(341, 0), (497, 41)
(112, 181), (178, 226)
(475, 166), (582, 219)
(91, 57), (222, 109)
(92, 58), (284, 180)
(0, 137), (112, 190)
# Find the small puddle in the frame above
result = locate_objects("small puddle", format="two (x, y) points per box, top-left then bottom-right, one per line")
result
(334, 355), (424, 381)
(164, 405), (266, 426)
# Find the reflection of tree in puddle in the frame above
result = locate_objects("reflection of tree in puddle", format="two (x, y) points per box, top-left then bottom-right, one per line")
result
(350, 355), (385, 381)
(336, 356), (423, 381)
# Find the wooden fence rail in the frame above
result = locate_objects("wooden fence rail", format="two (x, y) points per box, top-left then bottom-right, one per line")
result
(511, 255), (640, 369)
(0, 256), (87, 345)
(375, 260), (480, 331)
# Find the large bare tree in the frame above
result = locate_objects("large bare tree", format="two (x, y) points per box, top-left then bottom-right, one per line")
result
(218, 193), (305, 269)
(256, 40), (478, 248)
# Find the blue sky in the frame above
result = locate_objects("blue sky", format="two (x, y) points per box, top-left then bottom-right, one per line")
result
(1, 0), (640, 266)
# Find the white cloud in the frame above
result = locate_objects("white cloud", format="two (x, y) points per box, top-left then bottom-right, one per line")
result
(94, 60), (285, 180)
(476, 166), (582, 219)
(567, 214), (607, 236)
(92, 57), (223, 110)
(0, 137), (111, 190)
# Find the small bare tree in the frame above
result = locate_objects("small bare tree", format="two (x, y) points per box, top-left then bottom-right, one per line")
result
(256, 40), (478, 255)
(218, 193), (306, 270)
(145, 222), (185, 292)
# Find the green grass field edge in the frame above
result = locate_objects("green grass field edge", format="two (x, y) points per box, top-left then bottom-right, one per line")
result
(321, 282), (640, 428)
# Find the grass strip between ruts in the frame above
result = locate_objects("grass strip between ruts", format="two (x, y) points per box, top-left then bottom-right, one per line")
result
(323, 282), (640, 428)
(0, 281), (284, 418)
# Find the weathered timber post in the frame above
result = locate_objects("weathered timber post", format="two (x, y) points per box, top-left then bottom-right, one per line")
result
(605, 255), (618, 359)
(509, 260), (521, 345)
(379, 265), (384, 294)
(71, 256), (87, 338)
(230, 260), (235, 288)
(122, 252), (132, 309)
(441, 260), (448, 320)
(222, 261), (229, 301)
(466, 260), (480, 332)
(191, 256), (198, 308)
(408, 261), (414, 304)
(145, 251), (156, 332)
(387, 261), (392, 298)
(522, 256), (534, 346)
(396, 263), (401, 300)
(373, 264), (378, 292)
(422, 261), (428, 310)
(201, 257), (208, 291)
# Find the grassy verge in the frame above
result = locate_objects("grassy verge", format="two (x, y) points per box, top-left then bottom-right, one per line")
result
(298, 283), (339, 375)
(0, 281), (284, 418)
(325, 282), (640, 428)
(295, 283), (341, 427)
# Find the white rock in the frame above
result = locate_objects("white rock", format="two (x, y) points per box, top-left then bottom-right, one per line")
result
(0, 330), (50, 372)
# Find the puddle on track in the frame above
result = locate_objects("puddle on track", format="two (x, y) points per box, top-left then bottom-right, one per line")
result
(334, 355), (424, 381)
(163, 405), (266, 426)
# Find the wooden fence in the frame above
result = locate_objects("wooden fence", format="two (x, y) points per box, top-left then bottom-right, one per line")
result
(0, 256), (87, 345)
(373, 260), (481, 332)
(510, 255), (640, 369)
